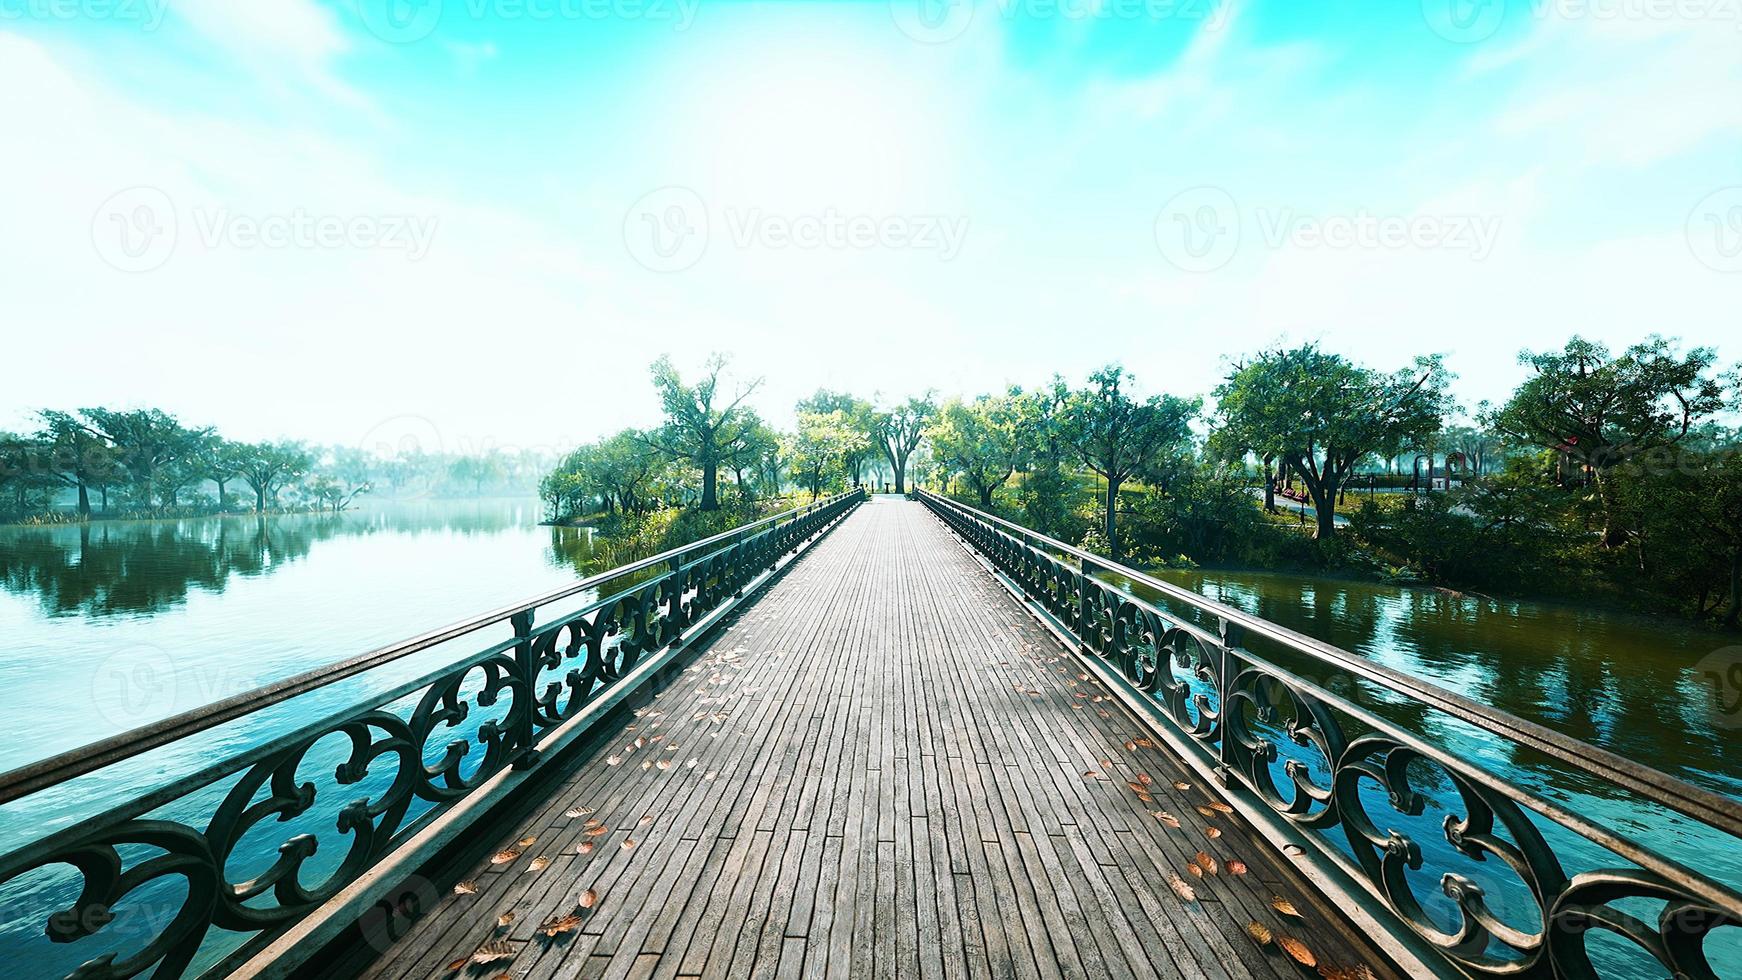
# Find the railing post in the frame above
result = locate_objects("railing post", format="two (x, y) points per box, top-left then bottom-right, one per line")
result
(667, 555), (687, 648)
(511, 609), (540, 770)
(1214, 616), (1241, 787)
(1076, 554), (1094, 645)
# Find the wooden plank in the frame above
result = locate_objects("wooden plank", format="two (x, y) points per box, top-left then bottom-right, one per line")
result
(348, 499), (1404, 980)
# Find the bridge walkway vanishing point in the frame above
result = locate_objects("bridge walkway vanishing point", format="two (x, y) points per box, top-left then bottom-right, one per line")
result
(353, 497), (1396, 980)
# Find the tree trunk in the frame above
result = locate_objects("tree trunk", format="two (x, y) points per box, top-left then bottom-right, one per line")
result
(979, 484), (994, 509)
(893, 455), (907, 494)
(76, 481), (90, 518)
(255, 486), (267, 512)
(1104, 478), (1121, 563)
(1312, 475), (1338, 540)
(701, 463), (719, 511)
(1262, 456), (1276, 513)
(1592, 468), (1625, 548)
(215, 478), (227, 510)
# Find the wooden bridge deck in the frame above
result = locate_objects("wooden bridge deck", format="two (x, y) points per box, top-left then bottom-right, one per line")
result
(356, 497), (1396, 980)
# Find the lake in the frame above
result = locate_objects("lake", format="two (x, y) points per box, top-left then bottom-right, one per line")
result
(0, 502), (1735, 977)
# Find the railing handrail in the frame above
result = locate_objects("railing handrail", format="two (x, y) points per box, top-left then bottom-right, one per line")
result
(0, 490), (860, 805)
(916, 487), (1742, 839)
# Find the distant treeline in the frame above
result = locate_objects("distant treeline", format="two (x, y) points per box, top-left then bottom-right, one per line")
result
(0, 408), (554, 523)
(548, 339), (1741, 624)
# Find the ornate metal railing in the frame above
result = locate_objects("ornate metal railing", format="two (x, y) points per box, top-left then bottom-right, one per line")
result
(0, 489), (863, 980)
(918, 489), (1741, 980)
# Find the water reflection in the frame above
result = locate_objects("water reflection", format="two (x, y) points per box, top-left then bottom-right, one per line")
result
(0, 503), (604, 620)
(1150, 569), (1738, 799)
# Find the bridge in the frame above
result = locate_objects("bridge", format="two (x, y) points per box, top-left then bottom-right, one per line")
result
(1, 491), (1737, 980)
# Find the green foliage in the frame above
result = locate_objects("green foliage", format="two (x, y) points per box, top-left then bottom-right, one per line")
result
(1214, 344), (1452, 539)
(873, 394), (937, 493)
(784, 410), (865, 500)
(643, 354), (764, 511)
(1485, 335), (1730, 545)
(1061, 365), (1197, 561)
(927, 393), (1026, 508)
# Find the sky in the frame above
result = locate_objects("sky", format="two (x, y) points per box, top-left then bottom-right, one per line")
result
(2, 0), (1739, 457)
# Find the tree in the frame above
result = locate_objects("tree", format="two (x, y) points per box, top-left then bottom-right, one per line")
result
(198, 438), (253, 511)
(306, 473), (370, 512)
(33, 411), (122, 518)
(722, 414), (779, 501)
(798, 391), (877, 486)
(1486, 336), (1728, 547)
(873, 394), (936, 494)
(238, 441), (312, 512)
(79, 408), (208, 511)
(1214, 345), (1451, 541)
(1063, 366), (1198, 561)
(928, 394), (1026, 510)
(449, 452), (505, 496)
(642, 354), (763, 511)
(785, 410), (860, 500)
(1010, 378), (1077, 536)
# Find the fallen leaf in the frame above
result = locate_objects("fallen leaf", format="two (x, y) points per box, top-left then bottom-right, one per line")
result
(1124, 740), (1137, 752)
(576, 842), (594, 855)
(607, 755), (622, 766)
(1137, 773), (1153, 786)
(1244, 921), (1273, 945)
(497, 911), (516, 928)
(1167, 872), (1197, 902)
(489, 849), (521, 865)
(1227, 860), (1249, 876)
(564, 806), (593, 819)
(1195, 851), (1219, 875)
(1154, 811), (1181, 828)
(579, 888), (599, 909)
(471, 938), (514, 964)
(1206, 827), (1223, 839)
(1187, 862), (1204, 878)
(1277, 936), (1316, 967)
(1196, 805), (1217, 818)
(1272, 897), (1303, 918)
(517, 836), (537, 848)
(453, 880), (479, 896)
(526, 856), (550, 873)
(1284, 844), (1307, 857)
(621, 838), (637, 851)
(1173, 781), (1191, 791)
(583, 826), (610, 837)
(1207, 802), (1234, 814)
(537, 912), (582, 937)
(445, 955), (469, 972)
